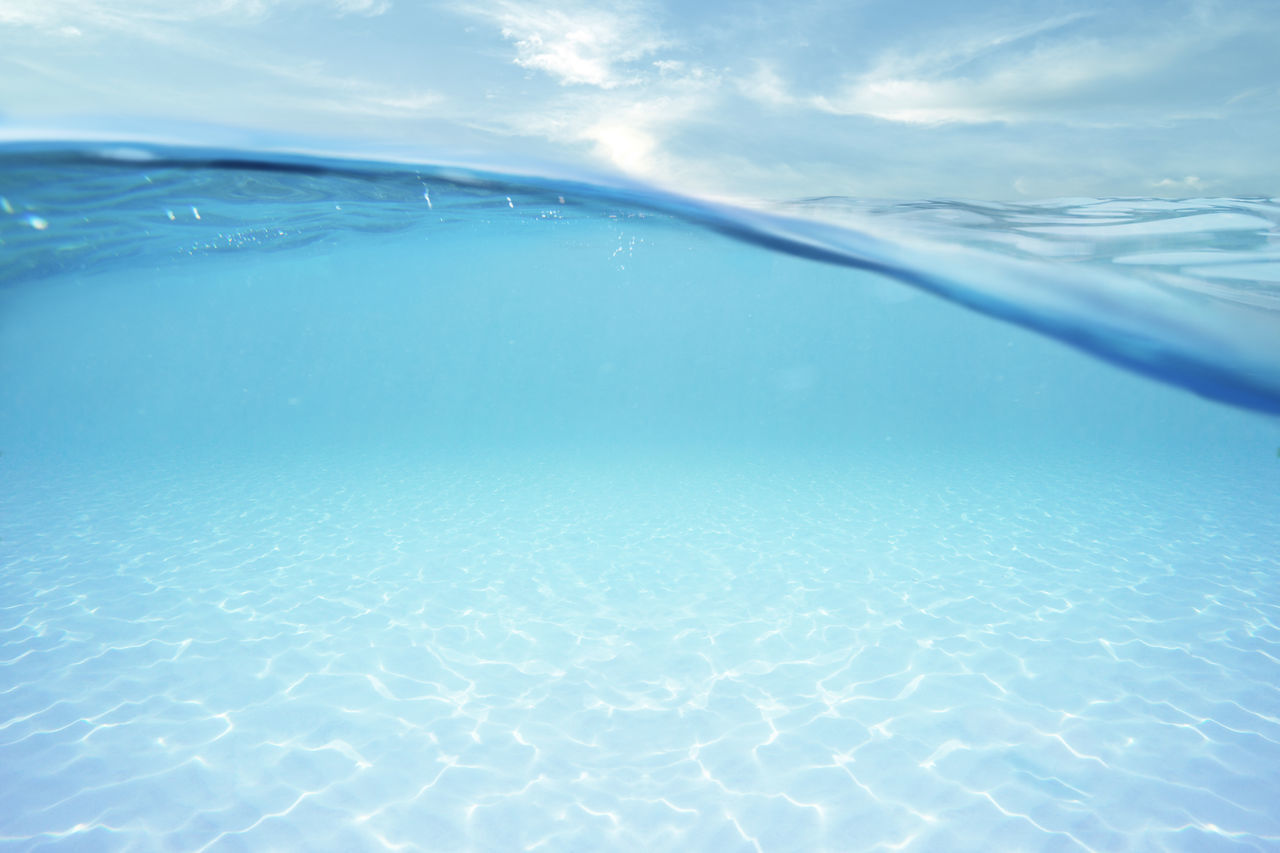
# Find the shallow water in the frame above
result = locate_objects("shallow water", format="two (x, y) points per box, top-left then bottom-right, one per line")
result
(2, 145), (1279, 852)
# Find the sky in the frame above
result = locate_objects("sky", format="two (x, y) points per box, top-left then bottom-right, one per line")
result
(1, 0), (1277, 200)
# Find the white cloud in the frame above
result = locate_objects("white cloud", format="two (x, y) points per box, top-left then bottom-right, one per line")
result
(1, 0), (436, 125)
(755, 9), (1266, 127)
(811, 38), (1172, 125)
(860, 13), (1093, 80)
(447, 0), (730, 181)
(736, 63), (794, 108)
(0, 0), (388, 32)
(1152, 175), (1208, 191)
(732, 13), (1099, 123)
(0, 1), (69, 29)
(330, 0), (389, 13)
(456, 0), (666, 88)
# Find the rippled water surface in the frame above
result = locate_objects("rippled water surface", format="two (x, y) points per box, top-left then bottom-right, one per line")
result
(2, 145), (1278, 852)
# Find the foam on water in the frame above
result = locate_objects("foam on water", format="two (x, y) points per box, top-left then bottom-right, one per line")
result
(2, 142), (1279, 852)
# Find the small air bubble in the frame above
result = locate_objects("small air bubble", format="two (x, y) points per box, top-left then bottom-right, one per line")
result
(166, 210), (175, 221)
(507, 196), (514, 208)
(26, 215), (48, 231)
(191, 206), (201, 220)
(0, 197), (12, 214)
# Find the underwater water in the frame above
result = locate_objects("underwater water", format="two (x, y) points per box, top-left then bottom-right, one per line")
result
(1, 144), (1279, 852)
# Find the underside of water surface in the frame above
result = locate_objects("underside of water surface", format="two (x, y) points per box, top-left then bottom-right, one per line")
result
(1, 146), (1279, 852)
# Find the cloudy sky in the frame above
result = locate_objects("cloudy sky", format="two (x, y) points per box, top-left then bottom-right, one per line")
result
(1, 0), (1277, 200)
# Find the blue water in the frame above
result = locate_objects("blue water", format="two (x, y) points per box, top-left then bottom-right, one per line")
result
(2, 143), (1279, 852)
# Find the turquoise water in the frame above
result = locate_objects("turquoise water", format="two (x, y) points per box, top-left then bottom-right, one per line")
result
(2, 144), (1279, 851)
